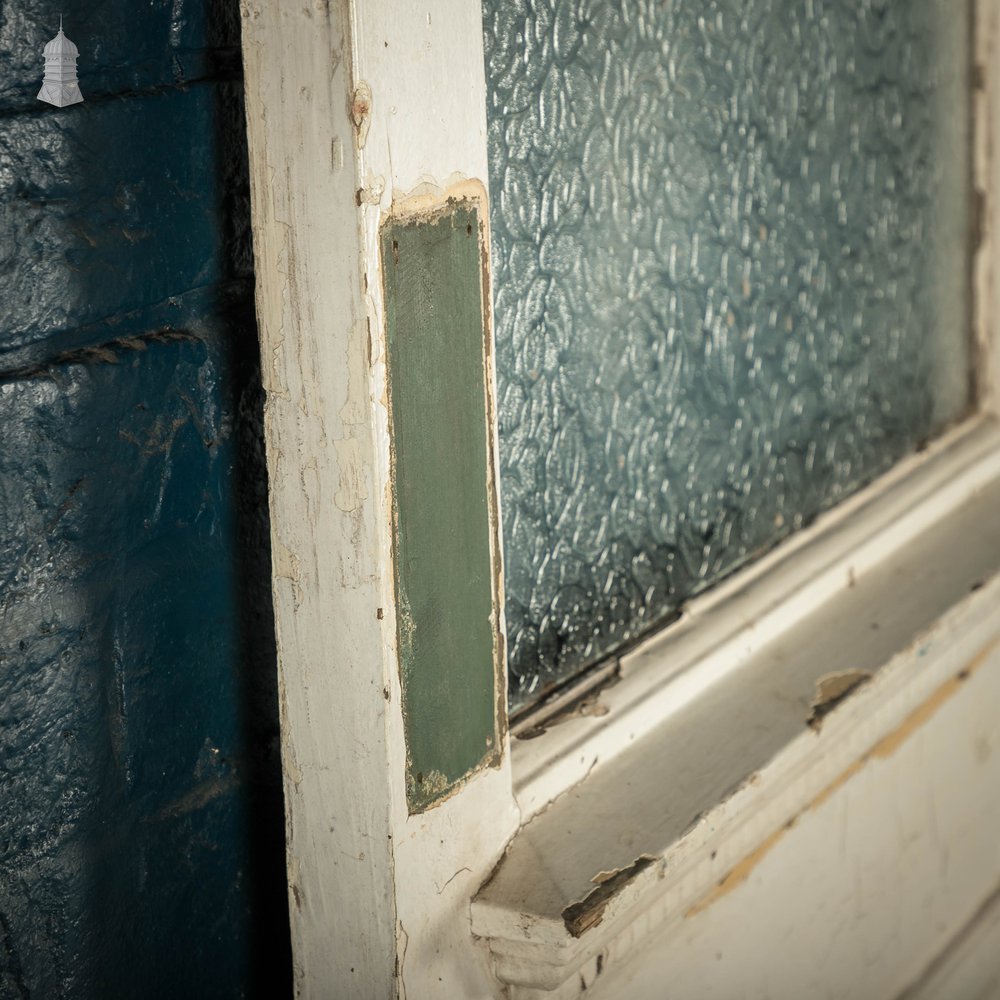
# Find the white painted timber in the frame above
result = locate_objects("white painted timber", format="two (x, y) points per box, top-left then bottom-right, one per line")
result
(512, 417), (1000, 822)
(512, 0), (1000, 820)
(243, 1), (518, 997)
(240, 3), (398, 996)
(581, 650), (1000, 1000)
(473, 440), (1000, 994)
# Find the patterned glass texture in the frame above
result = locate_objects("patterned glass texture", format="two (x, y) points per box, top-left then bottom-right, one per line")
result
(484, 0), (973, 711)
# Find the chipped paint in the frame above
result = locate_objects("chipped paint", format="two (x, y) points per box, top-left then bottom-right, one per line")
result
(562, 856), (659, 937)
(686, 637), (1000, 918)
(241, 3), (404, 992)
(357, 176), (386, 205)
(350, 81), (372, 148)
(388, 177), (492, 222)
(807, 668), (873, 730)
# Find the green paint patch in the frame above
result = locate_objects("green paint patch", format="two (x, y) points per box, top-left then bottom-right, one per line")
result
(381, 198), (501, 813)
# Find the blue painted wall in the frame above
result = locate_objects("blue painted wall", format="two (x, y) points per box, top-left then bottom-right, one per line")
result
(0, 3), (291, 997)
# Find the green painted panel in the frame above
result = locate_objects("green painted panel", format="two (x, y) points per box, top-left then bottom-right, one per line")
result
(381, 200), (500, 813)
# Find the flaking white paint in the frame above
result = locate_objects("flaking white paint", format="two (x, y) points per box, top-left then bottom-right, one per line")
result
(242, 2), (1000, 997)
(241, 3), (399, 995)
(585, 641), (1000, 1000)
(244, 2), (518, 996)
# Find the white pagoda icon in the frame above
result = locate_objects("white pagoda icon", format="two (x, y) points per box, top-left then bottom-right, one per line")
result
(37, 18), (84, 108)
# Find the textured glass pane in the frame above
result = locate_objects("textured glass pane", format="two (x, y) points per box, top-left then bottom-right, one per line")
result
(483, 0), (974, 711)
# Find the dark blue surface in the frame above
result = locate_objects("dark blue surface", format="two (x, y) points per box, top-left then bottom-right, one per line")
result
(0, 87), (251, 363)
(0, 2), (290, 997)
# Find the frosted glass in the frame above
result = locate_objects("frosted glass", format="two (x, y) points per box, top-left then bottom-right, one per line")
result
(483, 0), (974, 711)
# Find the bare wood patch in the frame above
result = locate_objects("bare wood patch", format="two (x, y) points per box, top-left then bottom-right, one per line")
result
(807, 669), (873, 730)
(561, 856), (658, 938)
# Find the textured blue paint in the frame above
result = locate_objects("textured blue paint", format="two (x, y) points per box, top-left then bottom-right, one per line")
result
(0, 87), (249, 362)
(0, 1), (289, 997)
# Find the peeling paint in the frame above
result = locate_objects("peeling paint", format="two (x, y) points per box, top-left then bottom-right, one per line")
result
(685, 638), (1000, 918)
(287, 855), (303, 914)
(241, 3), (400, 993)
(388, 178), (491, 223)
(358, 176), (386, 206)
(807, 668), (873, 730)
(562, 856), (658, 937)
